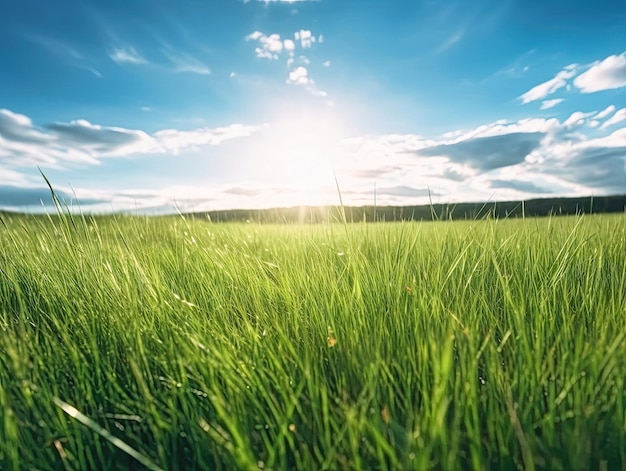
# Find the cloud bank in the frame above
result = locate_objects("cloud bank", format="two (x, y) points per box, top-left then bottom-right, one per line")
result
(1, 105), (625, 213)
(0, 109), (261, 167)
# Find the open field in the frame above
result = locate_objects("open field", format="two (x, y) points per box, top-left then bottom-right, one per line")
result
(1, 212), (625, 470)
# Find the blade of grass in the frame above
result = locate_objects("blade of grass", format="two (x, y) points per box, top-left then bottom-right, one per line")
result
(53, 397), (164, 471)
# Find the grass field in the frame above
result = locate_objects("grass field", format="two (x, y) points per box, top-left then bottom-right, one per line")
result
(1, 210), (625, 470)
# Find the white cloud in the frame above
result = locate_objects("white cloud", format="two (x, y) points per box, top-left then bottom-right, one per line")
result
(579, 126), (626, 148)
(0, 109), (52, 143)
(574, 52), (626, 93)
(540, 98), (564, 110)
(265, 34), (285, 53)
(46, 119), (157, 158)
(520, 64), (577, 104)
(5, 105), (625, 213)
(0, 109), (262, 168)
(336, 112), (626, 204)
(285, 66), (328, 98)
(594, 105), (616, 120)
(563, 111), (595, 128)
(449, 117), (560, 142)
(246, 31), (264, 41)
(0, 113), (95, 166)
(246, 30), (320, 59)
(295, 30), (314, 48)
(323, 60), (331, 67)
(109, 47), (147, 65)
(246, 29), (328, 100)
(254, 48), (277, 60)
(0, 167), (29, 186)
(600, 108), (626, 129)
(287, 66), (309, 85)
(520, 52), (626, 106)
(154, 124), (263, 153)
(247, 32), (284, 60)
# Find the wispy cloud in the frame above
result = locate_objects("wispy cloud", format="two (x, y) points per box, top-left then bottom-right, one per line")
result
(25, 34), (102, 77)
(436, 29), (464, 53)
(600, 108), (626, 129)
(540, 98), (564, 110)
(573, 51), (626, 93)
(244, 0), (320, 3)
(109, 47), (147, 65)
(78, 65), (103, 78)
(562, 111), (596, 128)
(520, 64), (577, 104)
(24, 33), (82, 60)
(0, 168), (30, 187)
(521, 52), (626, 106)
(154, 123), (263, 153)
(162, 49), (211, 75)
(594, 105), (616, 120)
(487, 49), (535, 80)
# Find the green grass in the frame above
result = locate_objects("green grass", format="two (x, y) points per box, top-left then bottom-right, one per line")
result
(1, 211), (625, 470)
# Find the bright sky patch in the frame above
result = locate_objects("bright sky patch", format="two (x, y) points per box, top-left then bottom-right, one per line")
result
(0, 0), (625, 213)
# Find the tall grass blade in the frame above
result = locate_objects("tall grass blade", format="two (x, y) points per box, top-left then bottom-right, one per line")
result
(53, 397), (164, 471)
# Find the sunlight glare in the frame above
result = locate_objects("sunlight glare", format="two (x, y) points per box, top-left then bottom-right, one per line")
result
(257, 111), (347, 205)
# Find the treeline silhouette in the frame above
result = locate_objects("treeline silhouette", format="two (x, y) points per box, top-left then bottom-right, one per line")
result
(193, 194), (626, 223)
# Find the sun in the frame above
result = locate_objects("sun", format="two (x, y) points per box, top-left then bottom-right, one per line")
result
(255, 110), (348, 205)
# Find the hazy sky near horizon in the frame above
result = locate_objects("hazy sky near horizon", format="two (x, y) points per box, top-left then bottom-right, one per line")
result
(1, 0), (625, 213)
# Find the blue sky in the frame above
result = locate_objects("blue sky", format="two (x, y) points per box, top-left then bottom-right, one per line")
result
(1, 0), (625, 213)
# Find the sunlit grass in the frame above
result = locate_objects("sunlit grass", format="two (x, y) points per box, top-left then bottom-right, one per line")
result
(1, 211), (625, 470)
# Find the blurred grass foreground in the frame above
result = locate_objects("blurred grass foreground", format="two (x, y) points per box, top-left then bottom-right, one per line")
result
(1, 210), (625, 470)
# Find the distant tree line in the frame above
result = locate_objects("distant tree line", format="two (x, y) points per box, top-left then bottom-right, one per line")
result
(192, 194), (626, 223)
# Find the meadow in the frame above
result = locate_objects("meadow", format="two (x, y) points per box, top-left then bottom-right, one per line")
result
(0, 210), (625, 470)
